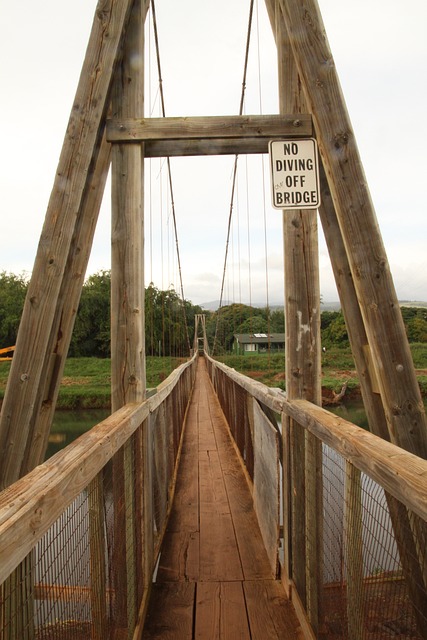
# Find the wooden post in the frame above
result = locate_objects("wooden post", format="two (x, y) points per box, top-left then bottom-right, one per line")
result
(88, 474), (108, 639)
(109, 1), (149, 636)
(0, 556), (34, 640)
(0, 0), (137, 489)
(344, 463), (364, 640)
(142, 417), (154, 589)
(124, 438), (137, 631)
(266, 0), (322, 629)
(111, 0), (148, 410)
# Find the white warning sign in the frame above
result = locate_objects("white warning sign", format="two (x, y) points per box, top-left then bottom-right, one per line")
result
(269, 138), (321, 210)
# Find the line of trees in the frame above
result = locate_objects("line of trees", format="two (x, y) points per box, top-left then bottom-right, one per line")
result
(1, 270), (427, 357)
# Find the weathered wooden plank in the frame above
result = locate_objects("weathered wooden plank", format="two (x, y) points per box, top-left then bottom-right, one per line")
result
(166, 453), (199, 534)
(0, 0), (136, 489)
(211, 410), (271, 578)
(140, 416), (154, 590)
(156, 421), (200, 581)
(344, 463), (364, 640)
(244, 580), (304, 639)
(106, 113), (312, 141)
(199, 449), (243, 581)
(1, 557), (34, 640)
(88, 474), (108, 638)
(20, 132), (112, 475)
(205, 389), (272, 581)
(286, 580), (317, 640)
(281, 411), (291, 596)
(195, 582), (251, 639)
(111, 0), (147, 411)
(143, 137), (291, 157)
(112, 449), (128, 627)
(304, 431), (322, 630)
(221, 466), (274, 580)
(124, 438), (137, 630)
(252, 398), (280, 575)
(156, 531), (199, 582)
(133, 426), (144, 604)
(198, 417), (217, 451)
(276, 4), (322, 613)
(152, 403), (169, 540)
(143, 582), (195, 639)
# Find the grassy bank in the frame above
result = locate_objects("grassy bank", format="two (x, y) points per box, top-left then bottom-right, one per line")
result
(0, 356), (185, 410)
(1, 344), (427, 409)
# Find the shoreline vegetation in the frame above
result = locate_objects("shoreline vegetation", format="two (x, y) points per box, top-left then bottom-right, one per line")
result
(1, 344), (427, 410)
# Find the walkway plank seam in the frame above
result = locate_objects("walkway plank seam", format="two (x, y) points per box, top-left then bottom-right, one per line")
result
(143, 358), (303, 639)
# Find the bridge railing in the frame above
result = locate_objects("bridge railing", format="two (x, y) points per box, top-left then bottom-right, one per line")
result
(205, 354), (427, 639)
(0, 354), (197, 640)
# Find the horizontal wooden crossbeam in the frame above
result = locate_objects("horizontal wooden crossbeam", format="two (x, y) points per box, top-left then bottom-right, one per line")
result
(106, 114), (312, 156)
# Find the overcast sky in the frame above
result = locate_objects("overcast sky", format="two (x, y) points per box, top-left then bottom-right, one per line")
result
(1, 0), (426, 306)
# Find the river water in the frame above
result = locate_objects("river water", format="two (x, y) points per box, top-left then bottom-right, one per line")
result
(46, 409), (109, 460)
(48, 402), (371, 461)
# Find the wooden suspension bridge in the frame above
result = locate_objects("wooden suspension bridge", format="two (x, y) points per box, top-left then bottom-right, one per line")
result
(1, 0), (427, 638)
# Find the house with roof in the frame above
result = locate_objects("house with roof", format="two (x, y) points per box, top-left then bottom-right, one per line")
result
(233, 333), (285, 355)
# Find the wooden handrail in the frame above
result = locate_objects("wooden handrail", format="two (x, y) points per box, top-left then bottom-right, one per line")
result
(0, 356), (196, 586)
(206, 355), (427, 521)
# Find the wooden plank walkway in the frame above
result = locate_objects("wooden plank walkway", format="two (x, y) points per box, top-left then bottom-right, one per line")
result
(143, 357), (303, 639)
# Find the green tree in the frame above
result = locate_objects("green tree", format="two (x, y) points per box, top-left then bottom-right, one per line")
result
(406, 315), (427, 343)
(145, 283), (203, 357)
(269, 308), (285, 332)
(321, 310), (340, 331)
(0, 271), (28, 347)
(206, 304), (251, 353)
(70, 270), (111, 357)
(321, 311), (349, 347)
(235, 314), (269, 335)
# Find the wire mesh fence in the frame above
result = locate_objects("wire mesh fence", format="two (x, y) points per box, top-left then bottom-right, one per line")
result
(206, 355), (427, 640)
(0, 357), (196, 640)
(319, 445), (425, 639)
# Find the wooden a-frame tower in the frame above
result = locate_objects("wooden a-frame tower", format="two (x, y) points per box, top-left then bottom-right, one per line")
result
(1, 0), (427, 633)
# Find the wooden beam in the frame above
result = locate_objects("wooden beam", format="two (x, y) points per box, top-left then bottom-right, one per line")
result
(107, 113), (311, 139)
(110, 3), (148, 632)
(143, 138), (293, 157)
(266, 0), (322, 627)
(111, 0), (147, 411)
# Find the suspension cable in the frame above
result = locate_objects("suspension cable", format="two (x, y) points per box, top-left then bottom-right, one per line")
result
(213, 0), (255, 356)
(151, 0), (191, 356)
(255, 0), (271, 354)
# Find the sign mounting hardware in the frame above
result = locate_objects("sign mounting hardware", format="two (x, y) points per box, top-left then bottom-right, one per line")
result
(269, 138), (321, 210)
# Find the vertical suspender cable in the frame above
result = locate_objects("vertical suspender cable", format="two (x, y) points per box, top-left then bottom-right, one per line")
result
(151, 0), (191, 356)
(212, 0), (255, 356)
(255, 0), (272, 357)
